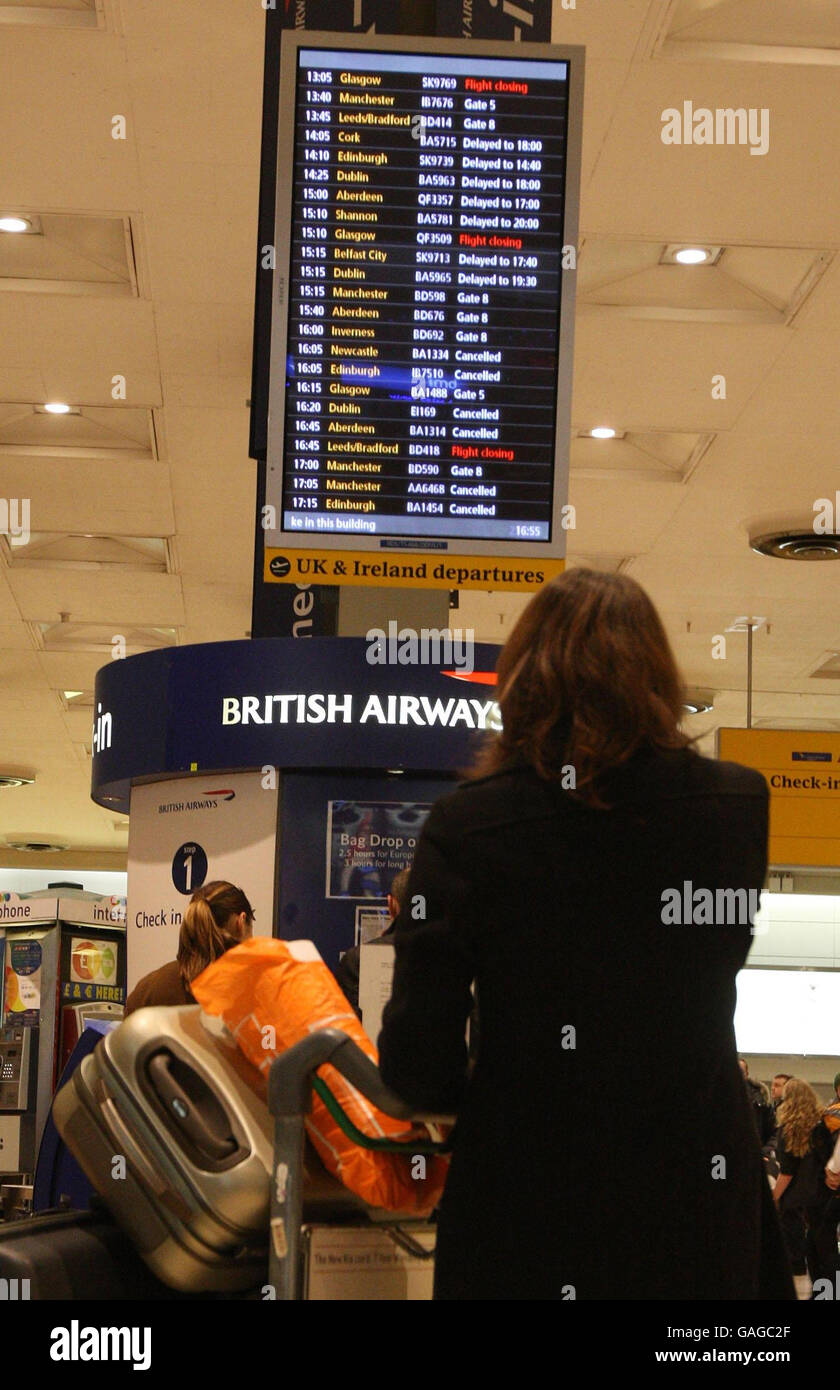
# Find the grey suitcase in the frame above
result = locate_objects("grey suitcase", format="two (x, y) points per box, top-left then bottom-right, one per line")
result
(53, 1005), (275, 1293)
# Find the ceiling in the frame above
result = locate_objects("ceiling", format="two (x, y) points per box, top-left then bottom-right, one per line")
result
(1, 0), (839, 864)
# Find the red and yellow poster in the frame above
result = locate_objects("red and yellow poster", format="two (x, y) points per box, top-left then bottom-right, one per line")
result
(3, 937), (43, 1026)
(69, 937), (118, 987)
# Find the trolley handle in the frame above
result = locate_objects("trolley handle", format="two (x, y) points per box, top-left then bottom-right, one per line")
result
(266, 1028), (447, 1301)
(267, 1027), (434, 1123)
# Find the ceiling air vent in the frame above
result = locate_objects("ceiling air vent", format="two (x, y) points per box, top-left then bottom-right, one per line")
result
(5, 840), (68, 853)
(683, 692), (714, 715)
(751, 531), (840, 562)
(0, 771), (34, 789)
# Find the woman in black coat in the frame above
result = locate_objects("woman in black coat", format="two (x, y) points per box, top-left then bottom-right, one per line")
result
(378, 568), (794, 1301)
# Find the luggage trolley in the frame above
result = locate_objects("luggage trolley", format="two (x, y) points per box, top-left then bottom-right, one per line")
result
(40, 1006), (451, 1301)
(267, 1028), (451, 1300)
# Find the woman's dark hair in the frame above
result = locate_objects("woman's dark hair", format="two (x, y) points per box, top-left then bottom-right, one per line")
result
(177, 880), (254, 992)
(470, 568), (691, 806)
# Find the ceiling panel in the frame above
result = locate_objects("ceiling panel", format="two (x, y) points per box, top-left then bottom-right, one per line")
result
(586, 65), (840, 244)
(571, 318), (788, 429)
(179, 577), (253, 644)
(0, 213), (136, 295)
(0, 297), (161, 402)
(0, 457), (173, 534)
(730, 328), (840, 433)
(37, 649), (111, 688)
(0, 31), (140, 208)
(8, 568), (184, 625)
(664, 0), (840, 52)
(154, 303), (254, 378)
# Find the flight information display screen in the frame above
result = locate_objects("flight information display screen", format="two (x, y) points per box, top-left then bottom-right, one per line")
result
(271, 42), (578, 548)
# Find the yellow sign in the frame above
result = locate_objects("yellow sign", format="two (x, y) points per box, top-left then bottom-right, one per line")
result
(717, 728), (840, 868)
(264, 547), (565, 593)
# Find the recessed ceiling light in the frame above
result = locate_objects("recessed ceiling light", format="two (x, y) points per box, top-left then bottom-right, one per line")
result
(0, 774), (35, 789)
(661, 243), (723, 267)
(590, 427), (616, 440)
(0, 216), (30, 234)
(674, 247), (709, 265)
(62, 690), (84, 701)
(43, 401), (72, 415)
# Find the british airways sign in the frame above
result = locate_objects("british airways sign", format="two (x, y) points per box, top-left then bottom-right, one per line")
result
(221, 691), (500, 730)
(91, 637), (502, 814)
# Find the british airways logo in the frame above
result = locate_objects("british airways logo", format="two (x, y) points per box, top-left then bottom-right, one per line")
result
(442, 669), (497, 685)
(221, 691), (501, 731)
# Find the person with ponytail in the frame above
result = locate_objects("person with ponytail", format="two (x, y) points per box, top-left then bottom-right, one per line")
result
(124, 881), (254, 1015)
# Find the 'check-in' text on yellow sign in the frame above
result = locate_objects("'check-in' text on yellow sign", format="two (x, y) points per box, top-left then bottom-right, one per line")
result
(718, 728), (840, 868)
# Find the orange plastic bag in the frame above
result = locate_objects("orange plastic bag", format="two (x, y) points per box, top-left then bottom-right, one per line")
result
(191, 938), (448, 1214)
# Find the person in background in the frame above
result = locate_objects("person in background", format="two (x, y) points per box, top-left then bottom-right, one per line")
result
(771, 1073), (793, 1111)
(805, 1094), (840, 1289)
(378, 567), (794, 1301)
(826, 1132), (840, 1190)
(739, 1059), (775, 1146)
(763, 1073), (792, 1183)
(334, 868), (410, 1017)
(124, 880), (254, 1015)
(834, 1072), (840, 1105)
(773, 1077), (824, 1293)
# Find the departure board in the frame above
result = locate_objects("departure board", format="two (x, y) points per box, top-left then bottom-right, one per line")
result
(267, 37), (582, 556)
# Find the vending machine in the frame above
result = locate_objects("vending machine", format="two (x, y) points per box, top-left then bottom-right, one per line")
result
(0, 891), (126, 1172)
(56, 922), (125, 1073)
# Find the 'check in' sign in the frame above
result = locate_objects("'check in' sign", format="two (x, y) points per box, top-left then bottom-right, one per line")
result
(717, 728), (840, 868)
